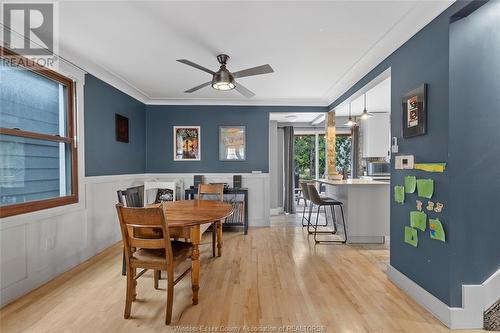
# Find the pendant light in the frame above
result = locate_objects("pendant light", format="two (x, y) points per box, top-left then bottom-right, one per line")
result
(345, 103), (358, 127)
(360, 93), (373, 120)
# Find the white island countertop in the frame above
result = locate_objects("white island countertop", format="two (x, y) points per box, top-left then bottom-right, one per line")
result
(315, 178), (389, 244)
(315, 178), (390, 186)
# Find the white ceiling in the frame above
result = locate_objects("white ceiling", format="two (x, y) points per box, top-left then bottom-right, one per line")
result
(334, 76), (391, 116)
(51, 1), (453, 105)
(269, 112), (325, 123)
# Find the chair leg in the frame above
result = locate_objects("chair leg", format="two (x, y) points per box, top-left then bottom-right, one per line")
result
(154, 270), (160, 290)
(315, 204), (347, 244)
(212, 223), (216, 257)
(165, 269), (174, 325)
(217, 221), (223, 257)
(330, 205), (337, 234)
(124, 266), (134, 319)
(301, 201), (308, 227)
(340, 205), (348, 244)
(132, 268), (137, 301)
(307, 204), (327, 229)
(314, 206), (321, 243)
(311, 205), (335, 236)
(307, 203), (315, 234)
(122, 249), (126, 276)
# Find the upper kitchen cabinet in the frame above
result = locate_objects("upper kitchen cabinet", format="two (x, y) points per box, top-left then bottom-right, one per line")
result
(361, 113), (391, 158)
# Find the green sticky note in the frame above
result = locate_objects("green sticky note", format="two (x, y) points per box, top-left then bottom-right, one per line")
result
(404, 226), (418, 247)
(405, 176), (417, 193)
(429, 218), (445, 242)
(394, 186), (405, 204)
(410, 211), (427, 231)
(417, 179), (434, 199)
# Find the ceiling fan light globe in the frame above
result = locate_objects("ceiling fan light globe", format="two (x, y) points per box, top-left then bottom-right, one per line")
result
(212, 82), (234, 91)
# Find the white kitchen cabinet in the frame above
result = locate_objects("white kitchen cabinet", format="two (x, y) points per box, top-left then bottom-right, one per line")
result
(361, 113), (390, 158)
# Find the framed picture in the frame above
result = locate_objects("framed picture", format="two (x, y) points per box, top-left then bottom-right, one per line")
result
(219, 126), (246, 161)
(402, 84), (427, 138)
(115, 114), (129, 143)
(173, 126), (200, 161)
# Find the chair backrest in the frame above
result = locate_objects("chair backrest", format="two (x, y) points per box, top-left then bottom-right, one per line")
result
(144, 181), (177, 205)
(307, 184), (323, 205)
(198, 183), (224, 201)
(115, 203), (173, 264)
(300, 182), (310, 201)
(117, 186), (144, 207)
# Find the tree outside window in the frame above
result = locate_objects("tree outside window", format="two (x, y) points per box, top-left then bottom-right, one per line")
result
(294, 134), (351, 181)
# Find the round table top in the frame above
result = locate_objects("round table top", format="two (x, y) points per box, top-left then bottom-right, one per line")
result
(163, 200), (234, 227)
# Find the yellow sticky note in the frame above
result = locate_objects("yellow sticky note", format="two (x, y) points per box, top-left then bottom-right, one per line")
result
(414, 163), (446, 173)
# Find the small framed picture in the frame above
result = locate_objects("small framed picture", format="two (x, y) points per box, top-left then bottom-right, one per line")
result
(115, 114), (129, 143)
(219, 126), (246, 161)
(402, 84), (427, 138)
(173, 126), (200, 161)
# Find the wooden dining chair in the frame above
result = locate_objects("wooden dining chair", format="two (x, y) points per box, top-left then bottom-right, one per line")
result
(117, 185), (144, 208)
(115, 203), (192, 325)
(198, 183), (224, 257)
(117, 186), (146, 276)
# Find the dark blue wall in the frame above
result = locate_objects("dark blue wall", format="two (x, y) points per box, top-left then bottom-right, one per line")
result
(329, 1), (485, 307)
(84, 74), (146, 176)
(448, 0), (500, 307)
(145, 105), (326, 173)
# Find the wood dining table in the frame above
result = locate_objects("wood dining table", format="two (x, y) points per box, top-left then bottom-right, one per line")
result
(162, 200), (233, 305)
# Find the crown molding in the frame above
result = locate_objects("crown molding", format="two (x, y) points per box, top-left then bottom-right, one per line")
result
(322, 0), (454, 106)
(59, 47), (150, 104)
(145, 98), (329, 107)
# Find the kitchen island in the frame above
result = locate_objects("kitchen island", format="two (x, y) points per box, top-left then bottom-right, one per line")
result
(315, 179), (390, 244)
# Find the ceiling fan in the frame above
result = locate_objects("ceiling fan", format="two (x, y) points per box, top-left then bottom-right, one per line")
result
(176, 54), (274, 98)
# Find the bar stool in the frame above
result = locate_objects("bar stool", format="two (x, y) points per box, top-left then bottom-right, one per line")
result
(300, 182), (327, 228)
(307, 184), (347, 244)
(300, 182), (311, 227)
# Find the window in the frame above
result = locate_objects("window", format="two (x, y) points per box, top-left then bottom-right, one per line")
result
(0, 47), (77, 217)
(294, 134), (351, 180)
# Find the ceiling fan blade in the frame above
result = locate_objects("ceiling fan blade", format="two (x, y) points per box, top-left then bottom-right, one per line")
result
(184, 81), (212, 93)
(234, 82), (255, 98)
(177, 59), (215, 75)
(232, 64), (274, 79)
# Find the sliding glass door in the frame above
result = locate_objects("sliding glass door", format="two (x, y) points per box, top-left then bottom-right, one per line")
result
(294, 134), (325, 181)
(294, 133), (351, 182)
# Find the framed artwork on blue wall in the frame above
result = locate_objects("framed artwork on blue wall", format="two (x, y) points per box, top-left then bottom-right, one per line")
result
(402, 84), (427, 138)
(115, 114), (129, 143)
(173, 126), (201, 161)
(219, 126), (246, 161)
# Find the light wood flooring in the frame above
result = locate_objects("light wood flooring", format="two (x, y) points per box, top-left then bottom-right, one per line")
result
(0, 214), (484, 333)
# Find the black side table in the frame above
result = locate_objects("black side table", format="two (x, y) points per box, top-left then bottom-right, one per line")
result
(185, 187), (248, 235)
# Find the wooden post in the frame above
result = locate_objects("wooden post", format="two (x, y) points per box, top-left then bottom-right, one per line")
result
(326, 111), (342, 180)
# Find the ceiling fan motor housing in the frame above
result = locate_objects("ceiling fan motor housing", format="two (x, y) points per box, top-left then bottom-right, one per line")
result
(212, 54), (235, 90)
(217, 54), (230, 65)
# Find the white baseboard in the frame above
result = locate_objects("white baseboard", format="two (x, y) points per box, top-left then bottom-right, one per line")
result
(270, 207), (283, 215)
(387, 265), (500, 329)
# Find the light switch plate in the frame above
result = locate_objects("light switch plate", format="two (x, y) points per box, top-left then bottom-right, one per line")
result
(395, 155), (414, 169)
(391, 137), (399, 153)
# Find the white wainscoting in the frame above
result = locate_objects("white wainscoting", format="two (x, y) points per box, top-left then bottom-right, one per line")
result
(0, 172), (270, 307)
(0, 174), (148, 307)
(145, 173), (270, 227)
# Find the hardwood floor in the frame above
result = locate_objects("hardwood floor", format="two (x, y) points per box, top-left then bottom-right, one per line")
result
(0, 216), (484, 332)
